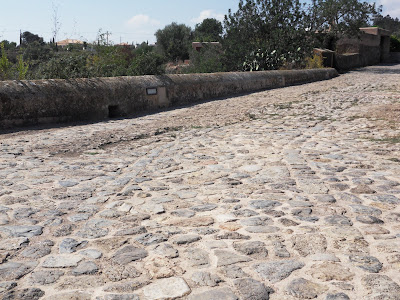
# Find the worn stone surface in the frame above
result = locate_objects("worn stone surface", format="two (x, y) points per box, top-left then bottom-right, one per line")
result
(349, 255), (383, 273)
(29, 270), (64, 285)
(142, 277), (191, 300)
(112, 246), (148, 265)
(291, 234), (327, 256)
(42, 255), (82, 268)
(215, 250), (252, 266)
(2, 288), (45, 300)
(0, 261), (37, 280)
(362, 274), (400, 299)
(233, 278), (273, 300)
(191, 271), (222, 287)
(254, 260), (305, 283)
(309, 262), (355, 281)
(287, 278), (328, 299)
(0, 64), (400, 299)
(188, 288), (238, 300)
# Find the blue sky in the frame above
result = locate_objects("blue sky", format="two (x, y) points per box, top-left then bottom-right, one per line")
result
(0, 0), (398, 45)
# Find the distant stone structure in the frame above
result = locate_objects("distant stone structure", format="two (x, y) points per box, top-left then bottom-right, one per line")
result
(0, 69), (337, 129)
(315, 27), (392, 71)
(57, 39), (84, 49)
(192, 42), (221, 51)
(335, 27), (391, 70)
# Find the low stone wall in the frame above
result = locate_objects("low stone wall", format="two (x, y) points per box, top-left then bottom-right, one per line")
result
(0, 68), (338, 129)
(390, 52), (400, 63)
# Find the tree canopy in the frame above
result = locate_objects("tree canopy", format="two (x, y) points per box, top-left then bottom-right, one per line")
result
(155, 22), (192, 61)
(193, 18), (223, 42)
(373, 14), (400, 37)
(310, 0), (379, 37)
(223, 0), (311, 71)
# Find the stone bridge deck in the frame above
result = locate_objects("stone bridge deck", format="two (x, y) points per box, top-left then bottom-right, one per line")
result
(0, 65), (400, 300)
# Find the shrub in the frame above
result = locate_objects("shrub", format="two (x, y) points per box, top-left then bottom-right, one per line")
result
(16, 54), (29, 80)
(242, 47), (304, 72)
(127, 52), (165, 76)
(0, 42), (12, 80)
(187, 44), (224, 73)
(305, 54), (324, 69)
(34, 53), (91, 79)
(390, 35), (400, 52)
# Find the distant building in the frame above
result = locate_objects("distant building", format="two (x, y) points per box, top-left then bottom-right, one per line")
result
(57, 39), (84, 48)
(116, 42), (132, 47)
(315, 27), (392, 70)
(192, 42), (221, 51)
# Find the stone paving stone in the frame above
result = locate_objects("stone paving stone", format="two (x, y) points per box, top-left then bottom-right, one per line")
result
(362, 274), (400, 299)
(29, 270), (64, 285)
(325, 215), (353, 226)
(232, 241), (268, 259)
(42, 255), (82, 268)
(191, 271), (223, 287)
(20, 241), (54, 258)
(286, 278), (328, 299)
(188, 288), (238, 300)
(233, 278), (273, 300)
(111, 245), (148, 265)
(2, 288), (45, 300)
(356, 215), (384, 224)
(0, 225), (43, 237)
(0, 237), (29, 251)
(325, 293), (350, 300)
(254, 260), (305, 283)
(96, 295), (140, 300)
(348, 255), (383, 273)
(219, 265), (249, 279)
(291, 234), (327, 256)
(142, 277), (191, 300)
(215, 250), (252, 266)
(309, 262), (355, 281)
(0, 261), (38, 280)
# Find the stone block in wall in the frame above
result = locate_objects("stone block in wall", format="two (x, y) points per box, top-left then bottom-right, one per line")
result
(313, 49), (335, 68)
(334, 53), (361, 71)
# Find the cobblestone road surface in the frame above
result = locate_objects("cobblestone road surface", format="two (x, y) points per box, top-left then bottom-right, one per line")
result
(1, 65), (400, 300)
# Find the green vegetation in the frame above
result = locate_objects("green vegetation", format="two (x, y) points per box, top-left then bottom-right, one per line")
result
(0, 43), (12, 80)
(193, 18), (223, 42)
(0, 0), (394, 80)
(305, 54), (324, 69)
(390, 36), (400, 52)
(155, 23), (192, 61)
(373, 14), (400, 37)
(1, 42), (29, 80)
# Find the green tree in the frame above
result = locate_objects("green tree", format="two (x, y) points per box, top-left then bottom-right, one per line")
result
(34, 53), (91, 79)
(193, 18), (223, 42)
(373, 14), (400, 37)
(0, 40), (17, 51)
(21, 31), (45, 46)
(127, 52), (165, 76)
(0, 42), (12, 80)
(188, 43), (224, 73)
(223, 0), (312, 71)
(155, 22), (192, 61)
(390, 36), (400, 52)
(310, 0), (379, 47)
(16, 54), (29, 80)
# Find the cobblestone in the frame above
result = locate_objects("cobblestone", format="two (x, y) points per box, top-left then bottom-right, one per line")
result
(0, 65), (400, 299)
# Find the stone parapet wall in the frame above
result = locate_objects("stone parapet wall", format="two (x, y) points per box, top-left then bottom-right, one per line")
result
(0, 68), (338, 129)
(390, 52), (400, 63)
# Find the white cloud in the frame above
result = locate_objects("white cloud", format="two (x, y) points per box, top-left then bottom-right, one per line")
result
(190, 10), (225, 24)
(126, 14), (160, 28)
(377, 0), (400, 18)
